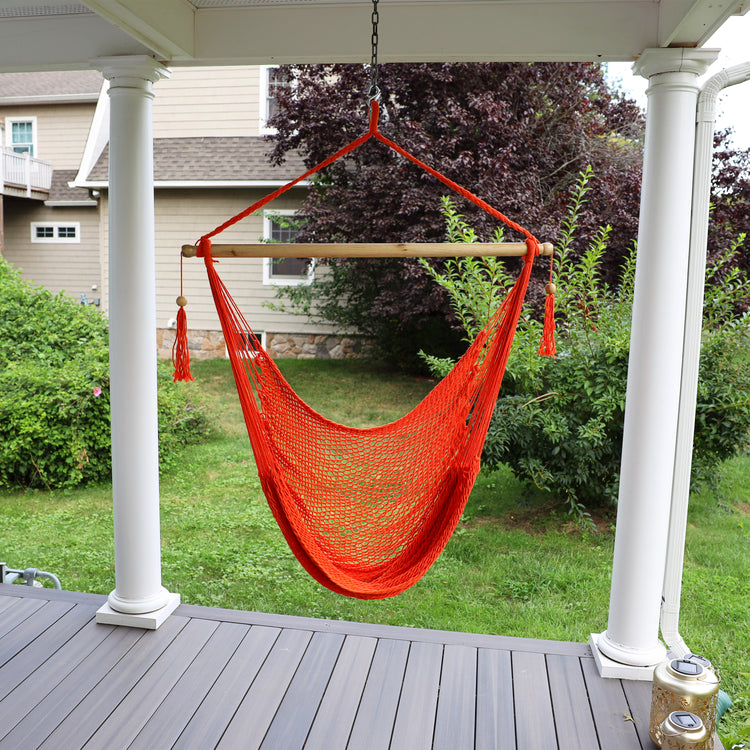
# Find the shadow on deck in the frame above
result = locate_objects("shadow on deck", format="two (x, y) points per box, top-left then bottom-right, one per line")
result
(0, 584), (718, 749)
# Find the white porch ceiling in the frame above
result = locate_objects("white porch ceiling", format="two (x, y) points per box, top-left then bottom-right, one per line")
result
(0, 0), (745, 72)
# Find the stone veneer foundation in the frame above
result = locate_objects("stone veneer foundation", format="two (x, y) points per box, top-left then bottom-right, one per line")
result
(157, 329), (370, 361)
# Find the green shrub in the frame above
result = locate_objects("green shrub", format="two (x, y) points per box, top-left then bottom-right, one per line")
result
(421, 169), (750, 520)
(0, 257), (210, 489)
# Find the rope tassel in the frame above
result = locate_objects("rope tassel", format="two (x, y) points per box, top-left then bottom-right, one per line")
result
(538, 282), (557, 357)
(172, 254), (194, 382)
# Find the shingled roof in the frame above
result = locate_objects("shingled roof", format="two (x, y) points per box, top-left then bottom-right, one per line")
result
(0, 70), (102, 102)
(48, 170), (95, 203)
(86, 137), (307, 183)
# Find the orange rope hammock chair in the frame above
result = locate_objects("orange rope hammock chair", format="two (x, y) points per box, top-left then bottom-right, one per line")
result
(174, 99), (555, 599)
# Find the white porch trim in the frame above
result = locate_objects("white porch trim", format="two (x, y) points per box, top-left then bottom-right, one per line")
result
(92, 55), (179, 630)
(592, 48), (718, 677)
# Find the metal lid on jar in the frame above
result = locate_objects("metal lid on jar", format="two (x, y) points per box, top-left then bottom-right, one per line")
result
(668, 711), (704, 731)
(668, 659), (704, 678)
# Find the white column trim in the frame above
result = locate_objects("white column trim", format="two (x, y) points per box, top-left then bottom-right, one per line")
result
(92, 55), (180, 629)
(591, 47), (718, 678)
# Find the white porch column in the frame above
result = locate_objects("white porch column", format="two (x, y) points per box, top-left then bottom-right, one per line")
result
(591, 48), (717, 678)
(93, 56), (180, 629)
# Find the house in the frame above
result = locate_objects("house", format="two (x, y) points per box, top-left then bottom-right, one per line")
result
(0, 71), (102, 303)
(1, 65), (360, 362)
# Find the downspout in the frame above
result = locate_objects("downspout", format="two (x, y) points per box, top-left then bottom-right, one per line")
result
(661, 61), (750, 658)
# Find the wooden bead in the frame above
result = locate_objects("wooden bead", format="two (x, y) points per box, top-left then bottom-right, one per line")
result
(176, 295), (188, 307)
(545, 283), (557, 295)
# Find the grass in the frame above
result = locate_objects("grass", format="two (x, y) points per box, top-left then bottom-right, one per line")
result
(1, 357), (748, 742)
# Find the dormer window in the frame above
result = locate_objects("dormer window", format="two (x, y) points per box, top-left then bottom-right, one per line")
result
(6, 118), (36, 156)
(259, 65), (294, 134)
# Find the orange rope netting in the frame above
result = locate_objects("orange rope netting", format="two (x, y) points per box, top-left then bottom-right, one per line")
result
(175, 100), (553, 598)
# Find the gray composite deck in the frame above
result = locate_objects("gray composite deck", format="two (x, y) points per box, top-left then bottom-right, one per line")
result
(0, 584), (720, 750)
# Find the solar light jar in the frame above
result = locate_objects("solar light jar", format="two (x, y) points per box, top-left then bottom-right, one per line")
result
(649, 656), (720, 747)
(660, 711), (710, 749)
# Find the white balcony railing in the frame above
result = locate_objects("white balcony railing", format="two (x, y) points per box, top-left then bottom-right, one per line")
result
(0, 149), (53, 196)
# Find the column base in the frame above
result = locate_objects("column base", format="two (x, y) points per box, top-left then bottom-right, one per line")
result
(590, 632), (664, 681)
(96, 592), (180, 630)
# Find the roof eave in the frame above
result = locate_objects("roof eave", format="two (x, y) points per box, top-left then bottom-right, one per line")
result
(76, 179), (312, 189)
(0, 93), (100, 105)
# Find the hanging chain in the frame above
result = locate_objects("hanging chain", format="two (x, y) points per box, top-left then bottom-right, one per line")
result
(368, 0), (380, 101)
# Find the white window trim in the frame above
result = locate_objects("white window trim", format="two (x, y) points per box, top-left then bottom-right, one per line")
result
(6, 116), (37, 156)
(258, 64), (296, 136)
(259, 65), (276, 135)
(31, 221), (81, 244)
(225, 330), (266, 360)
(262, 210), (314, 287)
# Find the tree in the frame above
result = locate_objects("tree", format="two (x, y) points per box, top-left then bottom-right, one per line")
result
(267, 62), (645, 366)
(709, 128), (750, 292)
(268, 63), (750, 367)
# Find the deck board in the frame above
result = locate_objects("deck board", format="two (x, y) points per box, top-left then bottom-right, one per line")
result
(0, 595), (44, 639)
(347, 636), (411, 750)
(0, 594), (17, 617)
(434, 644), (477, 750)
(581, 656), (644, 748)
(0, 621), (143, 749)
(390, 641), (444, 750)
(476, 647), (516, 750)
(35, 616), (186, 750)
(0, 584), (724, 750)
(216, 626), (313, 749)
(0, 617), (118, 743)
(84, 617), (220, 749)
(622, 678), (657, 748)
(304, 635), (378, 750)
(0, 601), (91, 696)
(547, 653), (601, 750)
(0, 598), (73, 665)
(260, 631), (346, 750)
(129, 620), (250, 749)
(513, 650), (559, 748)
(171, 624), (281, 750)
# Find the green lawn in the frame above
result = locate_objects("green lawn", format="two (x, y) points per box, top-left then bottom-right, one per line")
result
(1, 357), (748, 742)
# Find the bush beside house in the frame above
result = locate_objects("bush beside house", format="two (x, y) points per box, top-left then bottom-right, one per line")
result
(0, 257), (209, 490)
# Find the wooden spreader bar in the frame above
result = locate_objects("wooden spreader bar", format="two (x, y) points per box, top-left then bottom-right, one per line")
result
(181, 242), (553, 259)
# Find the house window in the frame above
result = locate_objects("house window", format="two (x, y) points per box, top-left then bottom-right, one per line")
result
(259, 65), (294, 134)
(225, 330), (267, 361)
(262, 212), (313, 286)
(6, 118), (36, 155)
(31, 222), (80, 243)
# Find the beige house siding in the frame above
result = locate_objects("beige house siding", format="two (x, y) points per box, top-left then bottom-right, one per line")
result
(3, 101), (99, 170)
(98, 187), (333, 335)
(152, 66), (261, 139)
(1, 68), (364, 361)
(2, 198), (101, 301)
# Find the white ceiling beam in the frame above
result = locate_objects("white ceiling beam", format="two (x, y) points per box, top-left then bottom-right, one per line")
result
(0, 0), (744, 72)
(659, 0), (746, 46)
(188, 2), (659, 65)
(0, 13), (151, 72)
(82, 0), (195, 59)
